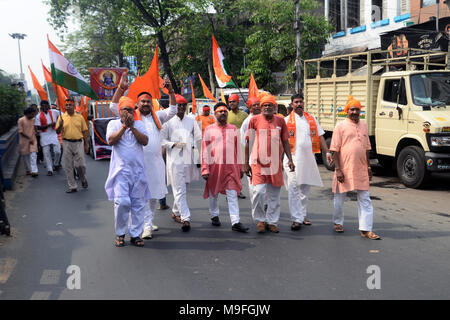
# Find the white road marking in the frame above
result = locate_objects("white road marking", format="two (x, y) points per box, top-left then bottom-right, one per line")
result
(47, 230), (64, 236)
(0, 258), (17, 284)
(30, 291), (51, 300)
(40, 269), (61, 285)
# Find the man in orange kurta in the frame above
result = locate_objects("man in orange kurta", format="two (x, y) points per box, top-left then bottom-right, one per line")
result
(244, 94), (295, 233)
(330, 96), (381, 240)
(201, 103), (248, 233)
(195, 105), (216, 134)
(18, 107), (38, 177)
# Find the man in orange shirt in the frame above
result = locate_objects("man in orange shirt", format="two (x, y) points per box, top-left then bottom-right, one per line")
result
(244, 94), (295, 233)
(330, 96), (381, 240)
(195, 105), (216, 134)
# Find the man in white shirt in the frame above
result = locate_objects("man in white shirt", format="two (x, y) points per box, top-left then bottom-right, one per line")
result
(34, 100), (61, 176)
(105, 96), (150, 247)
(284, 94), (332, 230)
(161, 95), (202, 232)
(110, 71), (177, 240)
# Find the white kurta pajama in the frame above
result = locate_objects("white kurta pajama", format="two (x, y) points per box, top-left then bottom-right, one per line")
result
(110, 102), (177, 230)
(35, 109), (61, 173)
(283, 113), (324, 223)
(105, 119), (151, 238)
(161, 115), (202, 222)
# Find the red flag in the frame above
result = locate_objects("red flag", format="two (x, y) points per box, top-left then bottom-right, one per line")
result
(28, 66), (48, 101)
(190, 80), (196, 115)
(248, 73), (259, 99)
(198, 74), (218, 102)
(127, 46), (161, 101)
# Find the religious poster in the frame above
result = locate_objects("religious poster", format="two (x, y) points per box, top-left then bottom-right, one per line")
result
(89, 67), (128, 100)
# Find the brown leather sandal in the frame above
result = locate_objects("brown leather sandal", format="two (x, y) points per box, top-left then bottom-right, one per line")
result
(334, 224), (344, 233)
(361, 231), (381, 240)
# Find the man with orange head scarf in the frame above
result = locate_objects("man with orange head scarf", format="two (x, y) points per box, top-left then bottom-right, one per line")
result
(110, 71), (177, 240)
(105, 95), (150, 247)
(244, 94), (295, 233)
(330, 96), (381, 240)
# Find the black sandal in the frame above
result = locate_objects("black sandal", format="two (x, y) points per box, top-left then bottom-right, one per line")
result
(115, 235), (125, 247)
(130, 236), (144, 247)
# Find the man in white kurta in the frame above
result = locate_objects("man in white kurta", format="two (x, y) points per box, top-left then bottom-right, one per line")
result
(105, 96), (150, 247)
(284, 94), (332, 230)
(110, 72), (177, 239)
(34, 100), (61, 176)
(161, 95), (202, 232)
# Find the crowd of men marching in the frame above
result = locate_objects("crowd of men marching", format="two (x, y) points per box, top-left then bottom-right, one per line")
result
(18, 71), (381, 248)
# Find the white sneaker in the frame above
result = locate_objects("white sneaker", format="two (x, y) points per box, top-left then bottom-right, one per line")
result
(152, 225), (159, 231)
(141, 227), (152, 239)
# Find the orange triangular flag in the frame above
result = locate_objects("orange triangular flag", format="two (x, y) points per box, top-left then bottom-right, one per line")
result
(42, 60), (53, 83)
(249, 73), (259, 99)
(198, 74), (218, 102)
(56, 84), (67, 112)
(128, 45), (161, 101)
(28, 66), (48, 101)
(190, 80), (196, 115)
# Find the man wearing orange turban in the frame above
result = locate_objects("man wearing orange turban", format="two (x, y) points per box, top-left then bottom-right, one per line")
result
(110, 72), (177, 240)
(105, 89), (150, 247)
(244, 93), (295, 233)
(329, 96), (380, 240)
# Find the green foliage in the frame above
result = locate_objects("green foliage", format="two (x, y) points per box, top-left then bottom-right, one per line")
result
(0, 71), (27, 135)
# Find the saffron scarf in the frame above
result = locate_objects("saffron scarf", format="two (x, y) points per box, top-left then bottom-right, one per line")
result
(134, 108), (161, 130)
(39, 110), (54, 132)
(287, 111), (320, 155)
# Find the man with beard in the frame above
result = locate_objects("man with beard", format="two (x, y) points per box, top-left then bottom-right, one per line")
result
(330, 96), (381, 240)
(110, 71), (177, 239)
(244, 94), (295, 233)
(161, 95), (202, 232)
(201, 103), (249, 233)
(284, 94), (332, 230)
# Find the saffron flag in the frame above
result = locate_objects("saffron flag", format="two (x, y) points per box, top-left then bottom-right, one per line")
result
(127, 45), (161, 101)
(220, 88), (226, 103)
(55, 84), (67, 113)
(249, 73), (259, 99)
(48, 36), (98, 100)
(28, 66), (48, 101)
(198, 74), (218, 102)
(212, 35), (236, 88)
(190, 80), (197, 115)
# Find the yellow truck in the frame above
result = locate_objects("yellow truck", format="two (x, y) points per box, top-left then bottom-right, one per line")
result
(304, 48), (450, 188)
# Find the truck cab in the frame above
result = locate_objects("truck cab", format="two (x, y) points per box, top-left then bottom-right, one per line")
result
(376, 70), (450, 187)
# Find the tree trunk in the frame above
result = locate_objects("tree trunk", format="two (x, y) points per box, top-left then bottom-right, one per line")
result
(157, 31), (179, 94)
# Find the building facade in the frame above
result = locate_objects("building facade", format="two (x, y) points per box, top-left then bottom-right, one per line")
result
(323, 0), (450, 56)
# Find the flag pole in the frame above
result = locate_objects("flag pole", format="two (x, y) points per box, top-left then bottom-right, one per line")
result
(230, 76), (247, 105)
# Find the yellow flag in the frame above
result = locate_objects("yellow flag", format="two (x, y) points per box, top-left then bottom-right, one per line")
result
(220, 88), (226, 103)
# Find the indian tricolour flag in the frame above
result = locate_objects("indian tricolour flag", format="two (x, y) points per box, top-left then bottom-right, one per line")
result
(48, 36), (99, 100)
(212, 35), (236, 88)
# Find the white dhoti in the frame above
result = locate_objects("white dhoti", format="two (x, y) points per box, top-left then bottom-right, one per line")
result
(252, 184), (281, 225)
(22, 153), (38, 174)
(43, 143), (61, 172)
(287, 183), (311, 223)
(171, 165), (192, 222)
(115, 196), (146, 238)
(209, 190), (240, 225)
(333, 190), (373, 231)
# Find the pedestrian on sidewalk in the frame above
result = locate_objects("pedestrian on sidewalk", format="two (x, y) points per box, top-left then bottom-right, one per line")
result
(201, 104), (249, 233)
(34, 100), (61, 176)
(55, 98), (89, 193)
(18, 106), (39, 177)
(109, 71), (177, 240)
(330, 96), (381, 240)
(161, 95), (202, 232)
(244, 94), (295, 233)
(284, 93), (332, 230)
(105, 96), (150, 247)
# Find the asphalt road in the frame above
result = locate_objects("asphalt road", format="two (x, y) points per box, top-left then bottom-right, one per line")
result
(0, 156), (449, 300)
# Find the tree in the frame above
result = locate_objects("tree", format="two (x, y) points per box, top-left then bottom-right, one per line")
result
(0, 70), (26, 135)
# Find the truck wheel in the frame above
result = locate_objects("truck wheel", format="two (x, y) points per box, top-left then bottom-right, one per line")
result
(396, 146), (429, 188)
(322, 137), (335, 171)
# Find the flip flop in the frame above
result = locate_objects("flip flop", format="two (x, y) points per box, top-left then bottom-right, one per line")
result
(334, 224), (344, 233)
(361, 231), (381, 240)
(303, 219), (311, 226)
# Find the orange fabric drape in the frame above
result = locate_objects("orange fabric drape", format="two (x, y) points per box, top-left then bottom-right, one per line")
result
(29, 66), (48, 101)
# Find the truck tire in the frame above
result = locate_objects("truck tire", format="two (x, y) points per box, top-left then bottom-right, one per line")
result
(396, 146), (429, 188)
(322, 137), (335, 171)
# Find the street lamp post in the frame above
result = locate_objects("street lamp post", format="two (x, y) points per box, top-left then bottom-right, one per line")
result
(9, 33), (27, 80)
(294, 0), (302, 94)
